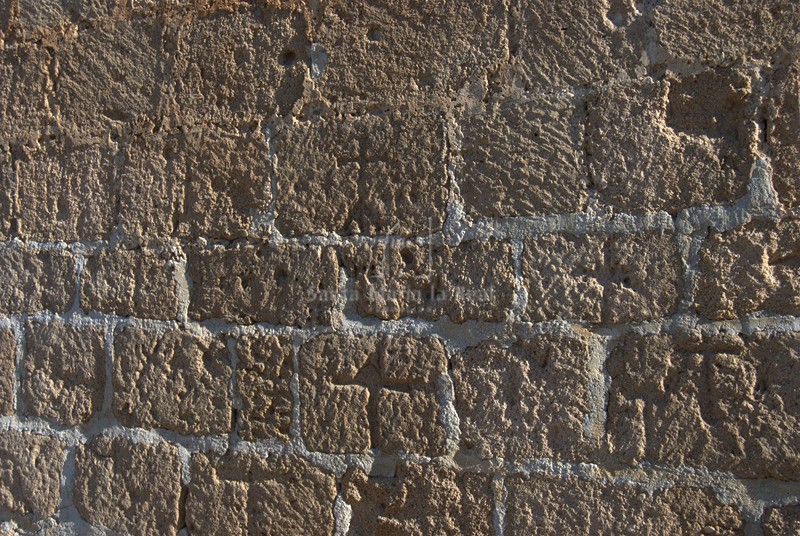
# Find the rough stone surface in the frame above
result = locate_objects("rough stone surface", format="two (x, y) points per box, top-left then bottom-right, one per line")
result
(173, 6), (307, 124)
(22, 320), (105, 425)
(768, 52), (800, 209)
(587, 69), (756, 214)
(505, 474), (744, 535)
(186, 452), (337, 536)
(0, 432), (64, 518)
(696, 218), (800, 320)
(73, 436), (183, 535)
(235, 333), (293, 441)
(522, 230), (682, 324)
(113, 326), (233, 435)
(764, 505), (800, 536)
(0, 328), (14, 415)
(81, 248), (178, 320)
(0, 44), (51, 144)
(274, 111), (447, 236)
(187, 243), (340, 326)
(453, 332), (595, 460)
(300, 333), (447, 455)
(342, 240), (516, 323)
(342, 462), (494, 535)
(0, 247), (75, 314)
(607, 331), (800, 479)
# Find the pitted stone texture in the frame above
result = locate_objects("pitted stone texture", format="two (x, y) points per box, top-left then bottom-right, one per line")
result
(3, 0), (123, 41)
(0, 45), (51, 144)
(274, 111), (447, 236)
(300, 333), (447, 455)
(236, 333), (293, 441)
(510, 0), (647, 89)
(22, 320), (105, 425)
(173, 5), (307, 124)
(74, 437), (182, 535)
(81, 248), (178, 320)
(764, 505), (800, 536)
(522, 231), (682, 324)
(52, 19), (166, 135)
(505, 474), (744, 535)
(0, 329), (14, 415)
(768, 53), (800, 208)
(15, 141), (118, 241)
(316, 0), (506, 109)
(607, 331), (800, 479)
(113, 326), (233, 435)
(0, 150), (13, 239)
(649, 0), (800, 64)
(457, 91), (587, 218)
(342, 240), (516, 323)
(186, 452), (337, 536)
(188, 243), (340, 326)
(0, 432), (63, 518)
(453, 332), (595, 460)
(0, 247), (75, 314)
(587, 70), (755, 215)
(696, 218), (800, 320)
(343, 462), (494, 535)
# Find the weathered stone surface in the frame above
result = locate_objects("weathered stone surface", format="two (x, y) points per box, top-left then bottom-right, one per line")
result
(522, 230), (682, 324)
(274, 111), (447, 236)
(764, 505), (800, 536)
(342, 240), (516, 323)
(235, 333), (293, 441)
(453, 332), (595, 460)
(505, 474), (744, 535)
(0, 45), (51, 144)
(0, 247), (75, 314)
(649, 0), (800, 64)
(0, 328), (16, 416)
(173, 6), (307, 124)
(15, 141), (118, 241)
(343, 462), (494, 535)
(113, 326), (232, 435)
(74, 436), (182, 535)
(187, 243), (340, 326)
(510, 0), (647, 89)
(22, 320), (105, 425)
(81, 248), (178, 320)
(300, 333), (447, 455)
(52, 19), (166, 134)
(0, 432), (63, 518)
(696, 218), (800, 320)
(457, 91), (587, 218)
(587, 69), (755, 214)
(607, 331), (800, 479)
(768, 53), (800, 208)
(0, 149), (14, 240)
(316, 0), (506, 108)
(5, 0), (124, 41)
(177, 128), (271, 240)
(186, 452), (337, 536)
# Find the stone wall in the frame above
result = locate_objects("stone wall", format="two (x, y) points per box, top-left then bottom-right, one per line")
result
(1, 0), (799, 534)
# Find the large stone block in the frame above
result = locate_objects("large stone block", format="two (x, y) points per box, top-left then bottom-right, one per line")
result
(696, 218), (800, 320)
(587, 69), (756, 214)
(300, 333), (447, 455)
(187, 243), (340, 326)
(22, 320), (105, 425)
(0, 432), (64, 518)
(607, 331), (800, 479)
(522, 231), (682, 324)
(0, 328), (16, 416)
(0, 44), (51, 144)
(0, 247), (75, 314)
(505, 474), (744, 535)
(453, 332), (596, 460)
(73, 436), (183, 535)
(768, 53), (800, 209)
(342, 462), (494, 535)
(186, 452), (337, 536)
(113, 326), (233, 435)
(274, 111), (447, 236)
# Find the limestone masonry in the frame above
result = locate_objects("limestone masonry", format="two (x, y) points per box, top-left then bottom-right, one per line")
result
(0, 0), (799, 534)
